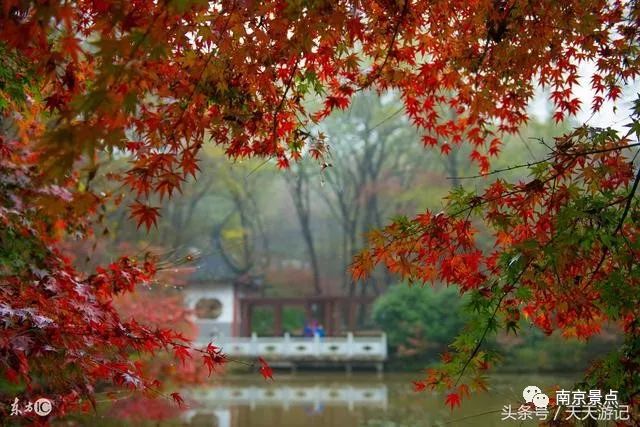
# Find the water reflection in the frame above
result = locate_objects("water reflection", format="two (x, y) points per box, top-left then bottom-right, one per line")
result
(185, 383), (387, 411)
(183, 383), (387, 425)
(180, 373), (578, 427)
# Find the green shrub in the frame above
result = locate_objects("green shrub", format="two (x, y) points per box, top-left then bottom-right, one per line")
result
(373, 284), (466, 362)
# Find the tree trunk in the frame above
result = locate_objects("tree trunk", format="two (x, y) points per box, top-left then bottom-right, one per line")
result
(286, 165), (323, 295)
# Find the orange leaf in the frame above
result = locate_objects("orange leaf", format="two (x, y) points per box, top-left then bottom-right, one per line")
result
(458, 383), (471, 399)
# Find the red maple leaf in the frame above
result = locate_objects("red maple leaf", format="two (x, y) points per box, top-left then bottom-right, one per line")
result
(129, 202), (161, 231)
(412, 380), (426, 392)
(445, 392), (461, 410)
(258, 357), (273, 381)
(173, 345), (191, 366)
(325, 95), (350, 110)
(202, 344), (226, 376)
(205, 343), (221, 354)
(170, 392), (185, 408)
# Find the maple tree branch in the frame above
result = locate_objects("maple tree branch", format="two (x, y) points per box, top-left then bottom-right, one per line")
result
(358, 0), (409, 91)
(82, 356), (182, 406)
(614, 165), (640, 236)
(448, 141), (640, 180)
(271, 59), (300, 144)
(454, 257), (534, 386)
(445, 139), (637, 218)
(76, 324), (259, 371)
(172, 1), (237, 137)
(358, 143), (618, 275)
(453, 288), (503, 386)
(585, 165), (640, 287)
(169, 342), (255, 367)
(369, 106), (405, 131)
(448, 157), (550, 180)
(375, 0), (408, 75)
(65, 0), (171, 126)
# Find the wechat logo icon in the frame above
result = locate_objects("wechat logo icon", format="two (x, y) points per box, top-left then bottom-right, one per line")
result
(523, 385), (549, 409)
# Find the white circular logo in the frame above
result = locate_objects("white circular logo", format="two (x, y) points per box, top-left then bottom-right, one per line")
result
(34, 398), (52, 416)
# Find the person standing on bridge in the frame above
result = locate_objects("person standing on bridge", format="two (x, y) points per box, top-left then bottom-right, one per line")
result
(303, 320), (315, 337)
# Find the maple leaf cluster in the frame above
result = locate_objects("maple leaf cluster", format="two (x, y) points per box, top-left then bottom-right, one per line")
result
(1, 0), (636, 230)
(356, 121), (640, 414)
(0, 137), (231, 419)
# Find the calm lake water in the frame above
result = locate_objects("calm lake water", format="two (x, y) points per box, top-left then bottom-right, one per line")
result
(78, 372), (580, 427)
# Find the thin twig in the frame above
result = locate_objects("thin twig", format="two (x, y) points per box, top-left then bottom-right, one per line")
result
(613, 166), (640, 235)
(585, 165), (640, 287)
(447, 141), (640, 180)
(370, 106), (405, 131)
(443, 408), (506, 425)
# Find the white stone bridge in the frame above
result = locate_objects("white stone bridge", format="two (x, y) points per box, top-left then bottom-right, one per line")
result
(200, 332), (387, 373)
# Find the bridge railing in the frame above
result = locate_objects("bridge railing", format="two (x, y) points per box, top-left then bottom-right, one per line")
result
(207, 332), (387, 361)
